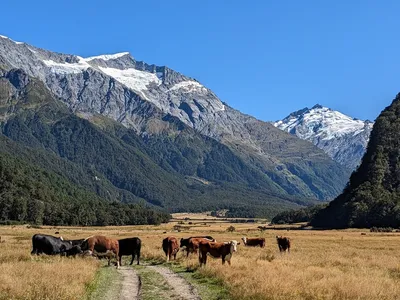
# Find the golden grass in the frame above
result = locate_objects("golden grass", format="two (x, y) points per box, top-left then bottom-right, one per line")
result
(0, 227), (99, 300)
(1, 221), (400, 300)
(138, 225), (400, 300)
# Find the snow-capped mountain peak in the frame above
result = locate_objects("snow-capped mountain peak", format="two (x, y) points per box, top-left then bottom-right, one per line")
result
(274, 105), (374, 170)
(275, 105), (372, 140)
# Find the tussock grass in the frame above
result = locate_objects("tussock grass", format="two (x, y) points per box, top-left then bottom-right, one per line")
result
(0, 227), (99, 300)
(137, 225), (400, 300)
(2, 222), (400, 300)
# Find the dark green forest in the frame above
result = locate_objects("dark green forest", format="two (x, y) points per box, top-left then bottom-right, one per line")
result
(271, 204), (326, 224)
(0, 150), (170, 225)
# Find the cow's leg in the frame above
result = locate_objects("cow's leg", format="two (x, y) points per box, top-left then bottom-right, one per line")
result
(119, 255), (123, 266)
(137, 251), (140, 265)
(114, 250), (120, 269)
(222, 255), (226, 265)
(129, 254), (134, 265)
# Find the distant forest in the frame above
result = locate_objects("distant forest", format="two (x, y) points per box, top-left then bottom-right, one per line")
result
(0, 151), (170, 226)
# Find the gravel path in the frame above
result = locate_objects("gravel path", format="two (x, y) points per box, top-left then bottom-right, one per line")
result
(117, 266), (141, 300)
(147, 265), (201, 300)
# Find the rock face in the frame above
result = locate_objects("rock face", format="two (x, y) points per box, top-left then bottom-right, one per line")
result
(274, 104), (373, 170)
(0, 35), (350, 204)
(311, 94), (400, 228)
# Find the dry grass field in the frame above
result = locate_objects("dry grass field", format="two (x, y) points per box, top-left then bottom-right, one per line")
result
(1, 216), (400, 300)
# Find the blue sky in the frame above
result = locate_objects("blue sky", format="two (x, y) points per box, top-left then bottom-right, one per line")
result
(1, 0), (399, 121)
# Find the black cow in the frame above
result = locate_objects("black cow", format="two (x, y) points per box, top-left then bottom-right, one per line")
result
(64, 245), (83, 257)
(118, 237), (141, 265)
(66, 238), (85, 246)
(31, 234), (73, 255)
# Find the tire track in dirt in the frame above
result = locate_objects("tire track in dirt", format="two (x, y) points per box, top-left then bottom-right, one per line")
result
(118, 266), (141, 300)
(147, 265), (201, 300)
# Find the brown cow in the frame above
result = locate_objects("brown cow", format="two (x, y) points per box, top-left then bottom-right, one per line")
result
(81, 235), (120, 268)
(241, 237), (265, 248)
(198, 240), (239, 266)
(180, 236), (216, 257)
(162, 236), (179, 261)
(276, 236), (291, 253)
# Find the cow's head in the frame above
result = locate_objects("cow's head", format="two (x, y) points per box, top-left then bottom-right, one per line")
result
(230, 240), (239, 253)
(241, 237), (247, 244)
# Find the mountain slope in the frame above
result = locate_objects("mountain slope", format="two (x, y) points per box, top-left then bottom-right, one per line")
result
(0, 68), (318, 218)
(0, 35), (350, 205)
(274, 104), (373, 170)
(311, 94), (400, 228)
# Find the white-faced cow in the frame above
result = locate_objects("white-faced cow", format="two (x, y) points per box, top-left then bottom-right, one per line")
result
(198, 240), (240, 266)
(81, 235), (120, 268)
(118, 237), (141, 266)
(241, 237), (265, 248)
(162, 236), (179, 261)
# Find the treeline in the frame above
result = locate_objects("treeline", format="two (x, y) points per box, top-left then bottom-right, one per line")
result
(271, 204), (327, 224)
(0, 152), (170, 226)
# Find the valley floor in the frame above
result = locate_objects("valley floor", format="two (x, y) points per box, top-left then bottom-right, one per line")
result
(1, 216), (400, 300)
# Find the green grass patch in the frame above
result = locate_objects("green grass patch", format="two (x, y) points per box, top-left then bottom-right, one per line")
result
(135, 265), (175, 300)
(86, 265), (122, 300)
(169, 263), (231, 300)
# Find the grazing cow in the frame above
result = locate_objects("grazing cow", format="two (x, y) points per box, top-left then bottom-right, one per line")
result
(64, 245), (83, 257)
(118, 237), (141, 266)
(276, 236), (291, 253)
(241, 237), (265, 248)
(31, 234), (73, 255)
(198, 240), (240, 266)
(67, 238), (85, 246)
(162, 236), (179, 261)
(81, 235), (120, 268)
(180, 236), (216, 257)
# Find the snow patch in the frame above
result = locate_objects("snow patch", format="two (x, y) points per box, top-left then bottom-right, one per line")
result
(27, 47), (37, 54)
(42, 57), (90, 74)
(98, 66), (162, 100)
(84, 52), (130, 61)
(0, 35), (23, 44)
(168, 80), (207, 93)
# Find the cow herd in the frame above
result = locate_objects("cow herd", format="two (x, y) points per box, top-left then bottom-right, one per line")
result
(30, 233), (291, 268)
(162, 235), (291, 266)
